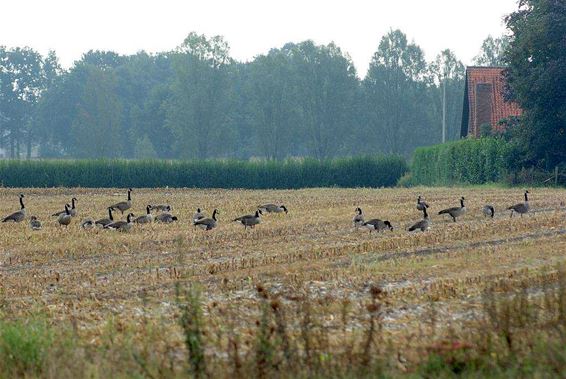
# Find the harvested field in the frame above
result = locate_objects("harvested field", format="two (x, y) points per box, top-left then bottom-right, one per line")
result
(1, 186), (566, 377)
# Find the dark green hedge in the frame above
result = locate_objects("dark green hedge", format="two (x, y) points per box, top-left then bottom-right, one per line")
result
(411, 138), (512, 185)
(0, 156), (408, 189)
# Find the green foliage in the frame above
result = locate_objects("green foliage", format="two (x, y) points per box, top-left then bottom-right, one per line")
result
(0, 155), (407, 188)
(411, 137), (513, 185)
(0, 319), (54, 377)
(504, 0), (566, 168)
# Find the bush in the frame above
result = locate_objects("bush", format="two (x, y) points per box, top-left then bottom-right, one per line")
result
(0, 156), (408, 189)
(0, 319), (54, 377)
(411, 137), (512, 186)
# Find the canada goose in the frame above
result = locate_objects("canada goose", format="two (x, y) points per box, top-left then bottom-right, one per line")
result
(438, 197), (466, 222)
(155, 212), (178, 223)
(110, 188), (133, 214)
(81, 218), (95, 229)
(95, 207), (114, 227)
(193, 208), (205, 223)
(417, 196), (429, 211)
(2, 194), (27, 223)
(151, 204), (171, 212)
(363, 219), (393, 233)
(482, 205), (495, 218)
(134, 205), (154, 224)
(234, 210), (262, 229)
(104, 213), (135, 231)
(29, 216), (42, 230)
(194, 209), (218, 230)
(508, 190), (530, 218)
(258, 204), (288, 214)
(409, 207), (431, 232)
(57, 204), (72, 227)
(353, 207), (364, 228)
(52, 197), (78, 217)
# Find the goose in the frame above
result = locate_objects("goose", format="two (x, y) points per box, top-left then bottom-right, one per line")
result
(57, 204), (72, 227)
(438, 197), (466, 222)
(104, 213), (135, 231)
(352, 207), (364, 228)
(234, 210), (262, 229)
(95, 207), (114, 227)
(482, 205), (495, 218)
(29, 216), (42, 230)
(134, 205), (154, 224)
(52, 197), (78, 217)
(110, 188), (133, 214)
(363, 219), (393, 233)
(2, 194), (27, 223)
(508, 190), (529, 218)
(409, 207), (431, 232)
(194, 209), (218, 230)
(417, 196), (429, 211)
(193, 208), (205, 223)
(155, 212), (178, 223)
(258, 204), (288, 214)
(151, 204), (171, 212)
(81, 218), (95, 229)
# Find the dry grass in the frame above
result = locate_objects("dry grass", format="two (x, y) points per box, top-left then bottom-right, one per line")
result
(1, 186), (566, 377)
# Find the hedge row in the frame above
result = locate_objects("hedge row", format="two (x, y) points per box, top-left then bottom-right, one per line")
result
(411, 137), (512, 185)
(0, 156), (408, 189)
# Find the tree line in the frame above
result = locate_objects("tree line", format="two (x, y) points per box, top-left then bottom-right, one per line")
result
(0, 30), (505, 160)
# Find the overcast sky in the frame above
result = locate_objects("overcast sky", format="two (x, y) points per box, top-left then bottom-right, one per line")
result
(1, 0), (517, 75)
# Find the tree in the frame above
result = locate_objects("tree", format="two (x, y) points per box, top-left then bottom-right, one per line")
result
(504, 0), (566, 168)
(473, 35), (511, 66)
(364, 30), (432, 155)
(166, 33), (232, 159)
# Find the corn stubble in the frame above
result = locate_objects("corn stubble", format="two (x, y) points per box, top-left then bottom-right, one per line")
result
(1, 187), (566, 377)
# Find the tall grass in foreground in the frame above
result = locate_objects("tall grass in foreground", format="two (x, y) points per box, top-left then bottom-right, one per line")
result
(3, 266), (566, 377)
(0, 156), (407, 188)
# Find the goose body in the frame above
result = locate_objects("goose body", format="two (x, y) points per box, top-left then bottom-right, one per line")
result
(2, 194), (26, 223)
(95, 207), (114, 227)
(438, 197), (466, 222)
(508, 190), (529, 217)
(57, 204), (72, 227)
(416, 196), (429, 211)
(53, 197), (78, 217)
(155, 212), (178, 223)
(409, 207), (430, 232)
(110, 188), (133, 214)
(81, 218), (95, 229)
(352, 207), (364, 228)
(134, 205), (154, 224)
(29, 216), (42, 230)
(363, 219), (393, 233)
(105, 213), (134, 231)
(151, 204), (171, 212)
(258, 204), (288, 214)
(482, 205), (495, 218)
(194, 209), (218, 230)
(234, 210), (262, 229)
(193, 208), (205, 223)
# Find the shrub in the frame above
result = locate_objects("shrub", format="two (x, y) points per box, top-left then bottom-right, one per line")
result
(0, 156), (408, 189)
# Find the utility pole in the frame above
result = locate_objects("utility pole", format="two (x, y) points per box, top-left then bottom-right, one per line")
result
(442, 75), (447, 143)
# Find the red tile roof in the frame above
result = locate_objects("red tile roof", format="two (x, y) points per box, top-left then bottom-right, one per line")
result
(461, 67), (522, 137)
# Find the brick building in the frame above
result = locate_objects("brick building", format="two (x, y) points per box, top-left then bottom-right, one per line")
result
(460, 66), (522, 138)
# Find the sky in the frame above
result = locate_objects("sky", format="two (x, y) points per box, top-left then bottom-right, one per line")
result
(1, 0), (518, 75)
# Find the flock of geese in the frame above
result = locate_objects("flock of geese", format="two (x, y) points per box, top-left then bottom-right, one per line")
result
(354, 190), (531, 233)
(0, 188), (290, 232)
(0, 188), (531, 234)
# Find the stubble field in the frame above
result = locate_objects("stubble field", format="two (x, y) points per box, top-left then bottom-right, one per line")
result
(1, 186), (566, 377)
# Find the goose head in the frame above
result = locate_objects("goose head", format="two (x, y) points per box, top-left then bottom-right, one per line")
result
(384, 220), (393, 230)
(281, 205), (288, 214)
